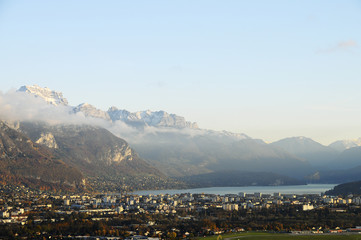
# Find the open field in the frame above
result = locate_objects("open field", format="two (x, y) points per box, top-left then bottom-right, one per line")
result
(199, 232), (361, 240)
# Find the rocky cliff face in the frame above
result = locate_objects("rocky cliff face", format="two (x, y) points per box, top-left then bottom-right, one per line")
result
(18, 85), (69, 106)
(73, 103), (111, 121)
(17, 121), (184, 191)
(35, 132), (58, 149)
(107, 107), (198, 129)
(18, 122), (166, 177)
(18, 85), (198, 129)
(0, 121), (84, 190)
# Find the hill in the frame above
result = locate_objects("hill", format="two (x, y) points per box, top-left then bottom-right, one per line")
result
(325, 180), (361, 196)
(0, 121), (84, 191)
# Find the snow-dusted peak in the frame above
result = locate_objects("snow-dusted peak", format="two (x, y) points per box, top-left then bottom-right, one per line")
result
(329, 138), (361, 152)
(107, 108), (199, 129)
(218, 130), (250, 140)
(18, 85), (68, 106)
(277, 136), (315, 144)
(17, 85), (199, 129)
(108, 106), (119, 112)
(73, 103), (110, 121)
(271, 136), (334, 155)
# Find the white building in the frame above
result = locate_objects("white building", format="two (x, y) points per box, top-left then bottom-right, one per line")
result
(302, 204), (314, 211)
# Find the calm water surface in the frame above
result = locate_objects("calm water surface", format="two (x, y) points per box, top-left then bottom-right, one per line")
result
(133, 184), (336, 196)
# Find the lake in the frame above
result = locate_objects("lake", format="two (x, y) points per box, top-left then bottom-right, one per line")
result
(133, 184), (336, 196)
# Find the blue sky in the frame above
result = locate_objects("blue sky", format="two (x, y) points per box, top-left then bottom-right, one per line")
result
(0, 0), (360, 144)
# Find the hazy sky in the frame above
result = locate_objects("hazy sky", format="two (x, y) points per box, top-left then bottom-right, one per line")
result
(0, 0), (360, 144)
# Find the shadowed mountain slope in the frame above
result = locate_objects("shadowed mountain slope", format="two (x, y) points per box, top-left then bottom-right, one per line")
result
(131, 131), (312, 178)
(0, 121), (84, 191)
(271, 137), (337, 168)
(18, 121), (184, 191)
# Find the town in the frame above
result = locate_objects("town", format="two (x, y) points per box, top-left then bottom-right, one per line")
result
(1, 185), (361, 239)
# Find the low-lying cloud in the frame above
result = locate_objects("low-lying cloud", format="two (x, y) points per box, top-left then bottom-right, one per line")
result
(0, 90), (135, 134)
(0, 89), (202, 144)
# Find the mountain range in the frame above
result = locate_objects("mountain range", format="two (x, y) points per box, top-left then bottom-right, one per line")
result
(329, 138), (361, 152)
(1, 84), (361, 191)
(270, 137), (338, 168)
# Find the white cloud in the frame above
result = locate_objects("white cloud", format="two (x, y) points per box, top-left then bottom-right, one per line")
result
(337, 40), (358, 49)
(0, 89), (201, 144)
(0, 89), (129, 130)
(316, 40), (358, 53)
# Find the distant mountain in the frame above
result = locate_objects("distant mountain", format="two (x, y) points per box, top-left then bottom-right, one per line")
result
(18, 85), (198, 129)
(73, 103), (111, 121)
(270, 137), (337, 167)
(18, 85), (69, 106)
(72, 104), (199, 129)
(108, 107), (199, 129)
(331, 146), (361, 169)
(17, 121), (183, 191)
(305, 145), (361, 183)
(0, 121), (84, 191)
(178, 170), (305, 188)
(306, 164), (361, 184)
(15, 85), (313, 181)
(329, 138), (361, 152)
(325, 180), (361, 196)
(131, 131), (312, 178)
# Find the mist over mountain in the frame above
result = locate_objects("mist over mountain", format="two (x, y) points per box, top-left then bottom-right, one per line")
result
(18, 85), (198, 130)
(131, 131), (312, 178)
(306, 165), (361, 184)
(329, 138), (361, 152)
(73, 103), (112, 121)
(331, 146), (361, 170)
(107, 107), (199, 129)
(1, 85), (361, 189)
(17, 121), (182, 191)
(15, 85), (313, 179)
(18, 85), (69, 106)
(270, 137), (338, 168)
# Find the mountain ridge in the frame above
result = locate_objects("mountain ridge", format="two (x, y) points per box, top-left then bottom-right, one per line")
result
(15, 85), (315, 179)
(13, 84), (361, 187)
(18, 85), (69, 106)
(18, 85), (198, 130)
(270, 136), (337, 168)
(329, 138), (361, 152)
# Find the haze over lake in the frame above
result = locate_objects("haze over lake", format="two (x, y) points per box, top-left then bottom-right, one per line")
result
(133, 184), (336, 196)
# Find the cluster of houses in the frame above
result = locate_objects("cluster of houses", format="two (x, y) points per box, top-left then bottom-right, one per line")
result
(2, 185), (361, 234)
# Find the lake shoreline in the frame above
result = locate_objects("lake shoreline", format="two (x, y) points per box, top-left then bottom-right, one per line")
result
(132, 184), (337, 196)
